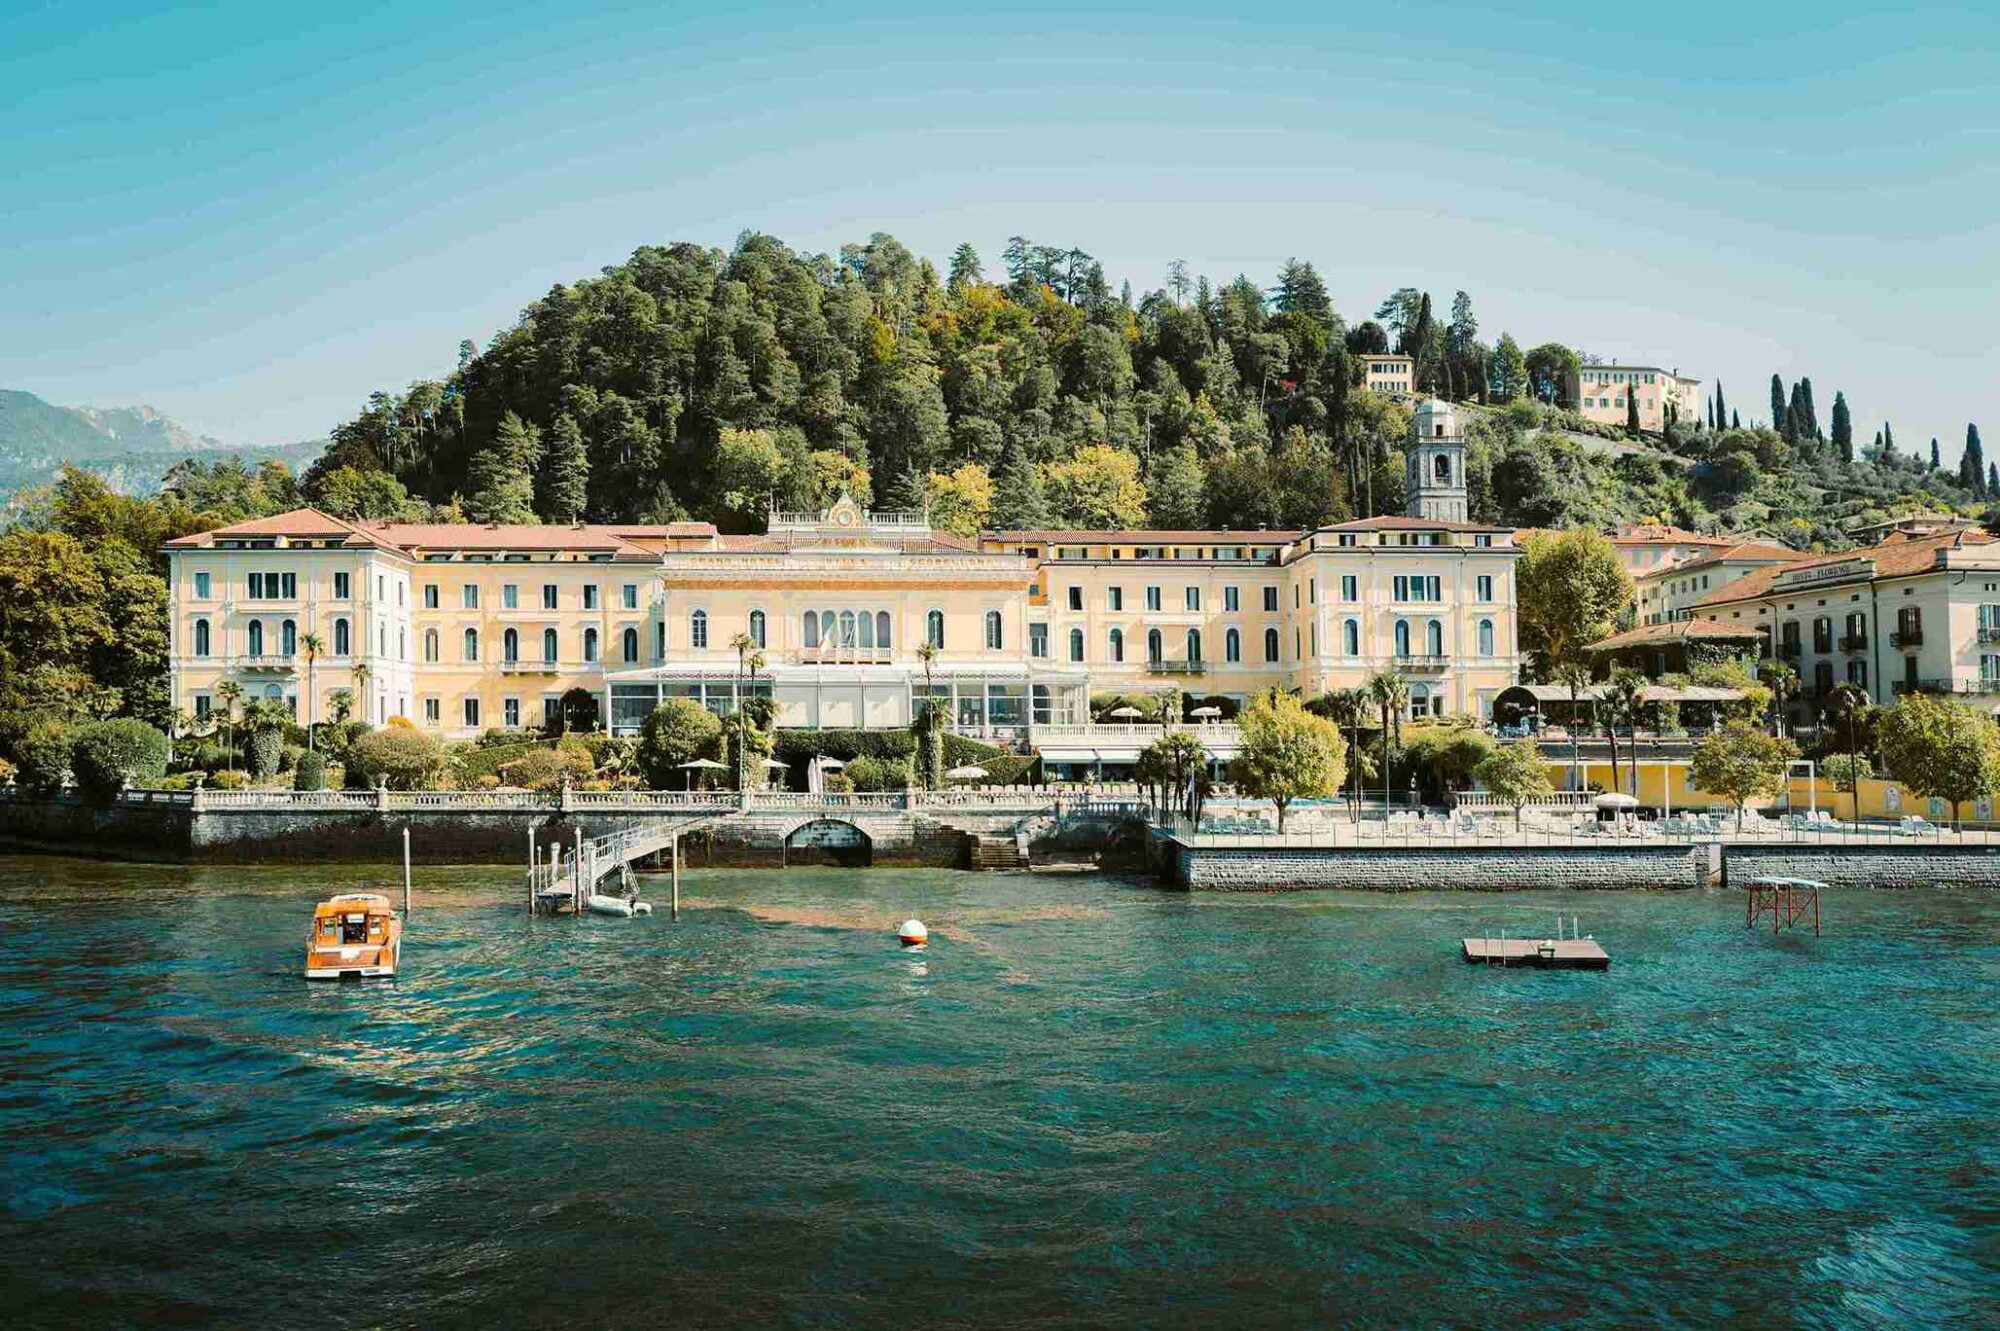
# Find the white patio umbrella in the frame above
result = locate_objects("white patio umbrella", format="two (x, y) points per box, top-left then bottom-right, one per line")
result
(945, 764), (988, 780)
(1594, 792), (1639, 810)
(1106, 705), (1144, 722)
(1189, 705), (1222, 719)
(678, 757), (729, 790)
(816, 757), (846, 769)
(760, 758), (789, 768)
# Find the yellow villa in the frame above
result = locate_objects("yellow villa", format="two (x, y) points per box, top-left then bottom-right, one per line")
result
(163, 401), (1525, 773)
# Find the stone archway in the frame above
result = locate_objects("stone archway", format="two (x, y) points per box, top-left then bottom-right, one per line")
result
(784, 818), (872, 867)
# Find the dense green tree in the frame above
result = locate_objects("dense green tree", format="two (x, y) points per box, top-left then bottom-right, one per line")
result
(1691, 723), (1798, 829)
(1962, 423), (1986, 494)
(541, 414), (590, 523)
(1932, 438), (1942, 470)
(1831, 391), (1853, 463)
(1770, 374), (1787, 435)
(1228, 690), (1345, 832)
(946, 242), (983, 293)
(1524, 343), (1578, 408)
(990, 441), (1049, 529)
(1490, 333), (1527, 403)
(1876, 693), (2000, 827)
(1271, 258), (1334, 328)
(1472, 741), (1553, 825)
(1516, 529), (1632, 675)
(1147, 443), (1205, 529)
(465, 411), (541, 524)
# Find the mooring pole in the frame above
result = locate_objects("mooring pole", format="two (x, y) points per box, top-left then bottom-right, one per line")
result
(574, 826), (586, 903)
(402, 826), (412, 915)
(671, 833), (680, 921)
(527, 828), (536, 915)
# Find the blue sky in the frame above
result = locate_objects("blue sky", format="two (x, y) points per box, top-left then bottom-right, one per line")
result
(3, 1), (1996, 463)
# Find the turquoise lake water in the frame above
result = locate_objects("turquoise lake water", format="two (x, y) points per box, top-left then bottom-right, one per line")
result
(2, 859), (1996, 1328)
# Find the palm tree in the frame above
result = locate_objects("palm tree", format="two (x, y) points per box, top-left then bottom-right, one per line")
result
(1550, 661), (1593, 795)
(328, 687), (354, 725)
(298, 632), (324, 751)
(352, 661), (372, 724)
(1826, 682), (1869, 818)
(1760, 661), (1798, 739)
(1366, 670), (1411, 812)
(215, 680), (244, 771)
(1321, 687), (1371, 820)
(1604, 668), (1647, 798)
(915, 639), (940, 727)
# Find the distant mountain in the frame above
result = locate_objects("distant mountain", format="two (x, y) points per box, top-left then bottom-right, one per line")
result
(0, 389), (321, 496)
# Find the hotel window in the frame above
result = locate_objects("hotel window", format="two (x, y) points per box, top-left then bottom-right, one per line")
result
(1813, 617), (1833, 654)
(504, 698), (520, 729)
(1476, 575), (1493, 602)
(194, 571), (211, 599)
(623, 627), (639, 663)
(1392, 575), (1442, 602)
(246, 620), (264, 656)
(462, 585), (479, 610)
(926, 610), (944, 648)
(424, 698), (440, 724)
(1474, 535), (1493, 547)
(502, 584), (518, 609)
(1265, 627), (1280, 662)
(542, 584), (558, 610)
(1343, 620), (1359, 655)
(1224, 586), (1239, 612)
(424, 583), (439, 610)
(423, 629), (439, 663)
(876, 611), (891, 648)
(1341, 575), (1358, 602)
(584, 628), (599, 663)
(1225, 628), (1240, 663)
(986, 611), (1003, 650)
(1847, 660), (1867, 687)
(1478, 619), (1495, 656)
(749, 610), (766, 648)
(1068, 586), (1083, 611)
(1069, 627), (1084, 662)
(690, 609), (708, 649)
(503, 628), (519, 662)
(193, 619), (210, 656)
(544, 697), (563, 729)
(1108, 628), (1124, 662)
(584, 585), (599, 611)
(331, 572), (347, 599)
(1395, 620), (1411, 656)
(1427, 620), (1444, 656)
(1145, 586), (1162, 612)
(1109, 587), (1124, 612)
(462, 628), (479, 662)
(1186, 629), (1202, 663)
(544, 628), (559, 662)
(463, 697), (480, 728)
(803, 612), (820, 649)
(839, 611), (856, 647)
(1185, 587), (1200, 611)
(1309, 579), (1316, 604)
(622, 584), (639, 611)
(193, 694), (211, 719)
(1263, 586), (1278, 612)
(1147, 629), (1163, 664)
(1030, 623), (1048, 658)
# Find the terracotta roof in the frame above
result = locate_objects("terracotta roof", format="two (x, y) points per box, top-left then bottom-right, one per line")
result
(164, 507), (362, 547)
(1606, 523), (1733, 547)
(1586, 618), (1766, 652)
(357, 523), (655, 555)
(1643, 541), (1798, 578)
(1322, 516), (1510, 533)
(988, 529), (1302, 543)
(1689, 529), (1999, 610)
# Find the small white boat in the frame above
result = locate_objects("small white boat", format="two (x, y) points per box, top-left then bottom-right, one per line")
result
(586, 893), (653, 917)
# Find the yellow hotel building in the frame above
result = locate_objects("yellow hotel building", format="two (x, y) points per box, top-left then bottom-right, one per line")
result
(164, 400), (1522, 770)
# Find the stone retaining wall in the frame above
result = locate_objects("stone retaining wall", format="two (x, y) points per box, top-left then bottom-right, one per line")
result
(1723, 845), (2000, 889)
(1170, 842), (1704, 892)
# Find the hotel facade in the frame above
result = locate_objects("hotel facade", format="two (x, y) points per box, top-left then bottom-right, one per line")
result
(163, 401), (1523, 768)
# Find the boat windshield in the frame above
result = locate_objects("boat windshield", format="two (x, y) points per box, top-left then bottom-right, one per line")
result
(340, 913), (370, 944)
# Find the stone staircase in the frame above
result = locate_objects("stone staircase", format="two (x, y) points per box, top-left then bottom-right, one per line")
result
(966, 832), (1029, 871)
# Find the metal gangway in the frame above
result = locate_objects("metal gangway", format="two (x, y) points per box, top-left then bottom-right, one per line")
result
(528, 817), (716, 919)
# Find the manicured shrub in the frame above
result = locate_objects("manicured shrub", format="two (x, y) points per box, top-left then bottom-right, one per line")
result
(501, 745), (592, 791)
(844, 754), (910, 791)
(154, 771), (199, 791)
(14, 721), (75, 796)
(345, 727), (447, 790)
(246, 726), (284, 779)
(210, 769), (250, 790)
(69, 719), (171, 803)
(386, 715), (417, 731)
(635, 699), (723, 789)
(295, 748), (327, 791)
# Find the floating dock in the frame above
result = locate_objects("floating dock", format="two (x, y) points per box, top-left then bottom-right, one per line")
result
(1461, 937), (1610, 970)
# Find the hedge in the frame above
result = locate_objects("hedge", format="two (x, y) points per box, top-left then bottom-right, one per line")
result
(771, 729), (1002, 767)
(14, 722), (74, 796)
(295, 749), (327, 791)
(345, 727), (447, 790)
(246, 726), (285, 779)
(70, 719), (171, 803)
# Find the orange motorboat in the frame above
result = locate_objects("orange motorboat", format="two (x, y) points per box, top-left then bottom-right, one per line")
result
(304, 893), (403, 980)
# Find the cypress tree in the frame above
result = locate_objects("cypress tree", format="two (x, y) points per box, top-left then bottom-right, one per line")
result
(1831, 391), (1853, 463)
(1931, 438), (1942, 470)
(1731, 409), (1740, 429)
(542, 414), (589, 523)
(1769, 375), (1786, 433)
(991, 441), (1049, 529)
(1626, 382), (1641, 437)
(1783, 382), (1804, 444)
(1799, 378), (1820, 440)
(1961, 424), (1985, 493)
(1883, 421), (1894, 454)
(1706, 394), (1715, 431)
(1989, 462), (1997, 496)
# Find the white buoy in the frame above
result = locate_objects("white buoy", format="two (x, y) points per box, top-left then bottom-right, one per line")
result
(898, 918), (929, 947)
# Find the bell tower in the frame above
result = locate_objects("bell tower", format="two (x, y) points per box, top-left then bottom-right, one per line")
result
(1407, 398), (1468, 523)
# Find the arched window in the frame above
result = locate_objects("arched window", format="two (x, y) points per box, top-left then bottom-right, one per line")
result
(1264, 627), (1279, 662)
(623, 627), (639, 663)
(1343, 619), (1359, 656)
(462, 628), (479, 662)
(690, 609), (708, 649)
(820, 610), (836, 646)
(858, 611), (874, 648)
(248, 620), (264, 656)
(1147, 629), (1163, 664)
(1434, 453), (1452, 484)
(803, 611), (820, 648)
(1427, 620), (1444, 657)
(1225, 628), (1241, 663)
(544, 628), (559, 662)
(502, 628), (519, 662)
(1478, 619), (1495, 657)
(925, 610), (944, 648)
(281, 619), (296, 655)
(584, 628), (599, 663)
(333, 618), (349, 656)
(839, 610), (857, 647)
(984, 610), (1002, 650)
(749, 610), (766, 648)
(876, 611), (891, 649)
(1109, 627), (1124, 663)
(194, 619), (210, 657)
(1186, 629), (1202, 663)
(1394, 620), (1411, 657)
(423, 629), (439, 663)
(1069, 627), (1085, 662)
